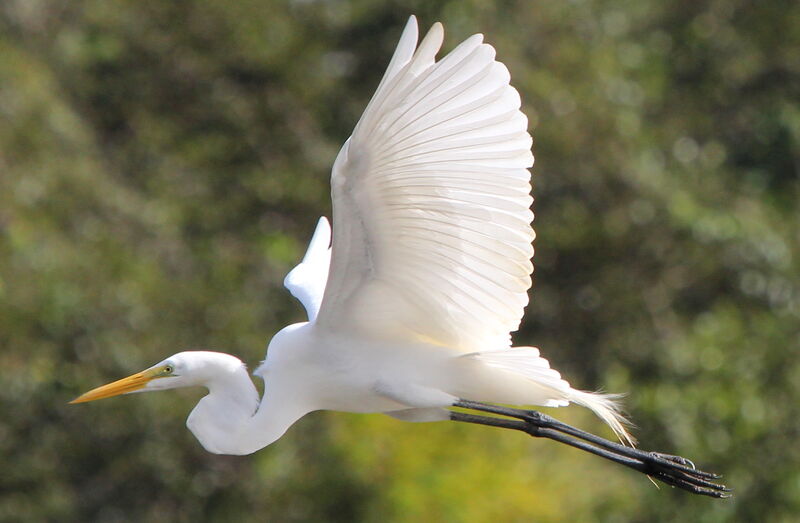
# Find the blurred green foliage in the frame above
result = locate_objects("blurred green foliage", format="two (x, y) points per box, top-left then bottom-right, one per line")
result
(1, 0), (798, 521)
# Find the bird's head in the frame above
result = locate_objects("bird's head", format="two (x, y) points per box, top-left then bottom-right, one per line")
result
(70, 351), (244, 403)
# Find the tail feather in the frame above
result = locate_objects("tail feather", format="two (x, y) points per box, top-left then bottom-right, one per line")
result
(462, 346), (636, 446)
(567, 389), (636, 446)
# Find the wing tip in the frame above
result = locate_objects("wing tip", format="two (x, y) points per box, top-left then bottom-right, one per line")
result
(411, 19), (445, 70)
(404, 15), (418, 34)
(303, 216), (332, 262)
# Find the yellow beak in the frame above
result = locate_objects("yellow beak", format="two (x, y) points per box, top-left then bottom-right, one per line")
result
(70, 369), (158, 404)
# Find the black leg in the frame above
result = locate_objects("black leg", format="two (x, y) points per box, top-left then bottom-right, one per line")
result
(450, 400), (730, 498)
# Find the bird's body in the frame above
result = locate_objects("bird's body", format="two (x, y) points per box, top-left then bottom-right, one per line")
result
(71, 16), (729, 497)
(177, 319), (584, 455)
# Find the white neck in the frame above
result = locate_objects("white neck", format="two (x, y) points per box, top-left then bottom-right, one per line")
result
(185, 359), (308, 455)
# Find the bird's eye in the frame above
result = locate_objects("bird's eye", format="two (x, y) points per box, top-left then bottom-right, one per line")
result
(163, 365), (173, 374)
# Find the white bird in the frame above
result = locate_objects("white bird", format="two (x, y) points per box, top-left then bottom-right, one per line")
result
(72, 16), (727, 497)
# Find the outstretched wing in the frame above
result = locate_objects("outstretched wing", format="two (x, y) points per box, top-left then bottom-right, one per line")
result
(284, 217), (332, 322)
(315, 16), (534, 353)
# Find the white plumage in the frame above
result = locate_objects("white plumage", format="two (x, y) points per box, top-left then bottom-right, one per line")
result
(283, 217), (331, 322)
(318, 18), (535, 355)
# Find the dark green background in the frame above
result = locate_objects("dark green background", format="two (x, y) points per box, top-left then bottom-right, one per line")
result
(1, 1), (798, 521)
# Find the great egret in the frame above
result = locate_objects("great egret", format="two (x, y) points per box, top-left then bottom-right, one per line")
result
(72, 16), (727, 497)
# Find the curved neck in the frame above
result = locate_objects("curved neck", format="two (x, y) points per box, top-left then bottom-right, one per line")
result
(186, 366), (307, 455)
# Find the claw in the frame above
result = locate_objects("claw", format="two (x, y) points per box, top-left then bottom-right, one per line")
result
(653, 452), (696, 470)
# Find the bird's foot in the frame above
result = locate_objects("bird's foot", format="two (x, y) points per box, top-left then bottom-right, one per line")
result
(451, 400), (730, 498)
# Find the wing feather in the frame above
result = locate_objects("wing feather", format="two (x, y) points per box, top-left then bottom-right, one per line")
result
(283, 217), (332, 322)
(316, 16), (534, 352)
